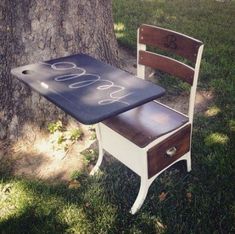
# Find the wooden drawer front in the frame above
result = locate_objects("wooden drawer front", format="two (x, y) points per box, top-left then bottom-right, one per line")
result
(147, 124), (191, 178)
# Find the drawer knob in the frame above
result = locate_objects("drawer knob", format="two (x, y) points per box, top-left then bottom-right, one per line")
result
(166, 147), (177, 157)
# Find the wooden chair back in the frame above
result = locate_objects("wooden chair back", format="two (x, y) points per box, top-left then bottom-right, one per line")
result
(137, 24), (204, 122)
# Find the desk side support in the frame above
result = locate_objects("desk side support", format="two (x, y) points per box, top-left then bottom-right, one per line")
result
(90, 122), (191, 214)
(90, 124), (104, 175)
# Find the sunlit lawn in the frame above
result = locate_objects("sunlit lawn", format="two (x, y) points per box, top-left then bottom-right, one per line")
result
(1, 0), (235, 233)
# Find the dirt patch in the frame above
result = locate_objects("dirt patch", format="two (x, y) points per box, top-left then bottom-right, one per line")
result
(3, 123), (96, 182)
(158, 90), (214, 115)
(1, 47), (213, 182)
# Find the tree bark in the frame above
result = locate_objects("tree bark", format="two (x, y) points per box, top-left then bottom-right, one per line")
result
(0, 0), (119, 139)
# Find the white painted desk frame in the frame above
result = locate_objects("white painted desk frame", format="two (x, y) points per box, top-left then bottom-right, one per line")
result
(91, 25), (204, 214)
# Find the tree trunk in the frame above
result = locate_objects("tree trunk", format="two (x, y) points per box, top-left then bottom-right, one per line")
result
(0, 0), (119, 140)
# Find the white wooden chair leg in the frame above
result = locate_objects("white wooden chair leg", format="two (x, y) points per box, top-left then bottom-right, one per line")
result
(90, 124), (104, 175)
(130, 177), (150, 214)
(186, 152), (192, 172)
(90, 139), (104, 175)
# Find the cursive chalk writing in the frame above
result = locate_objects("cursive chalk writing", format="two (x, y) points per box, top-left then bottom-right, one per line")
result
(40, 61), (132, 105)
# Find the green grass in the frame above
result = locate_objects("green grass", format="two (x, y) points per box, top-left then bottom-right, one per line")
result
(1, 0), (235, 233)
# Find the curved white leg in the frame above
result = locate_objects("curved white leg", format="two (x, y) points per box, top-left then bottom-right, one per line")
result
(186, 152), (191, 172)
(90, 140), (104, 175)
(90, 124), (104, 175)
(130, 177), (150, 214)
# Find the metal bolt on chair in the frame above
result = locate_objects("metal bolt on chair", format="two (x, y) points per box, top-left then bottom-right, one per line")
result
(90, 24), (204, 214)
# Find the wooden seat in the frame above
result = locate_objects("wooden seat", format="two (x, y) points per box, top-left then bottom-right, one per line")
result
(103, 101), (188, 148)
(91, 24), (204, 214)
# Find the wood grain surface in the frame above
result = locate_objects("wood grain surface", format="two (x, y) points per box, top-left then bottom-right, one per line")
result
(147, 124), (191, 178)
(139, 24), (202, 63)
(139, 50), (194, 85)
(103, 101), (189, 147)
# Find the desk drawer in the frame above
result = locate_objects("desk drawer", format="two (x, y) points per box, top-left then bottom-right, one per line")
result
(147, 124), (191, 178)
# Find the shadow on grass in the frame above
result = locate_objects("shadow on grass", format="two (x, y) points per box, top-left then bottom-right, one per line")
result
(1, 143), (234, 233)
(0, 153), (188, 234)
(0, 205), (69, 234)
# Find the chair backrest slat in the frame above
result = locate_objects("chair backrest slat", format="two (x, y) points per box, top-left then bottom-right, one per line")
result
(137, 24), (204, 121)
(139, 50), (194, 85)
(139, 24), (202, 63)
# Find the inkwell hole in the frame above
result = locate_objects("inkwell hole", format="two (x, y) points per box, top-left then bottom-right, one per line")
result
(22, 70), (34, 75)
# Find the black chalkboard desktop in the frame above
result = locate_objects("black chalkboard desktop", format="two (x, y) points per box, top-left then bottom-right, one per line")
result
(11, 53), (165, 124)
